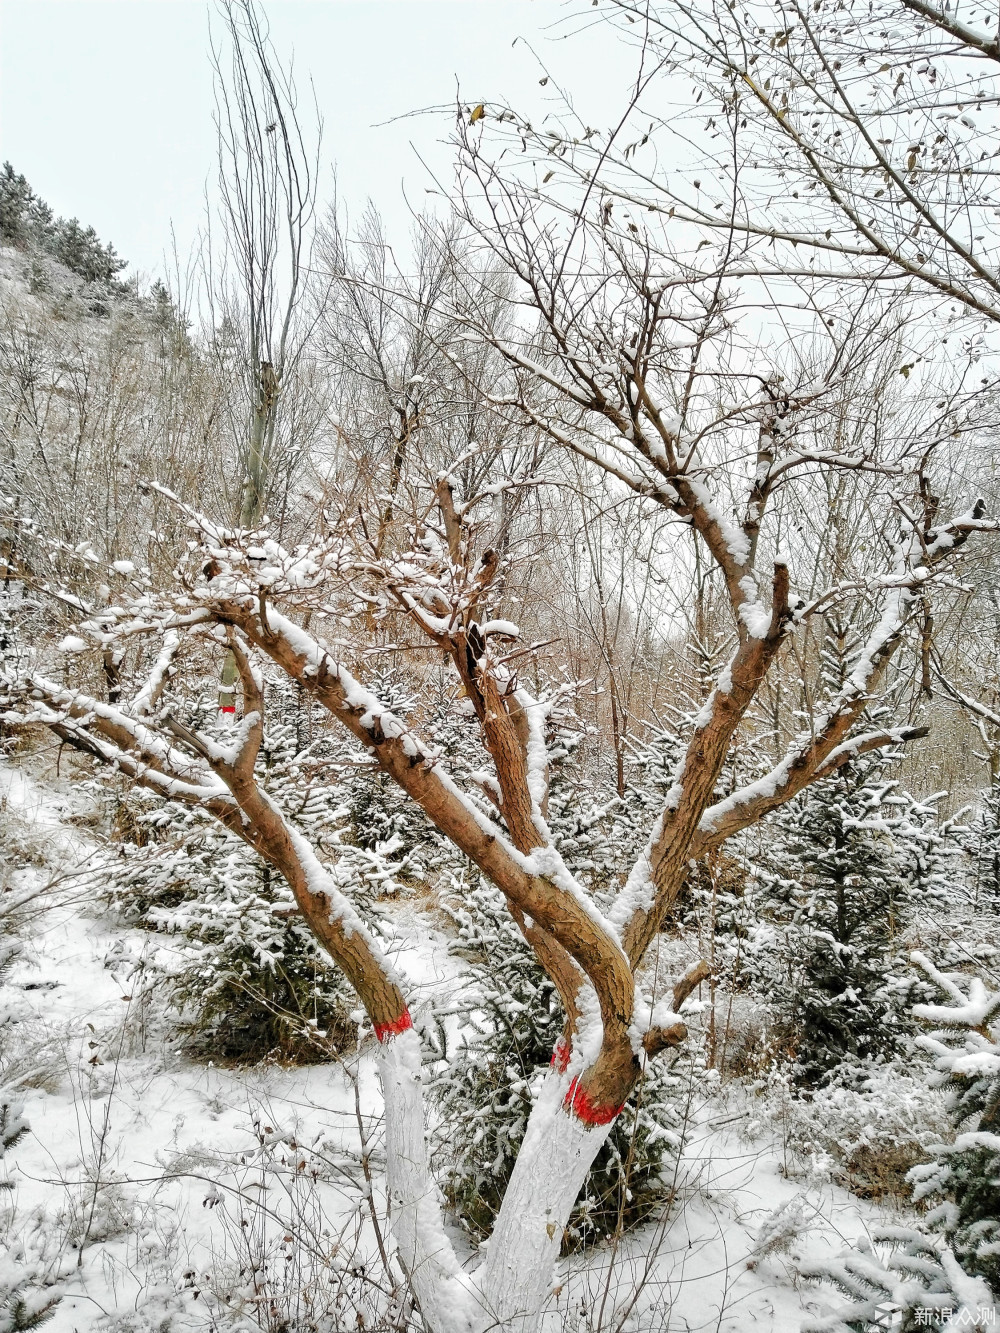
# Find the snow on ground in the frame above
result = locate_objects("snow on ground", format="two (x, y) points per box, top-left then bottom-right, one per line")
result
(554, 1120), (880, 1330)
(1, 763), (393, 1332)
(0, 761), (900, 1332)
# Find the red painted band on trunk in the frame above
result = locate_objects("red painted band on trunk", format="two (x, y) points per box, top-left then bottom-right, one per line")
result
(550, 1039), (571, 1074)
(374, 1010), (413, 1043)
(563, 1077), (623, 1127)
(220, 705), (236, 714)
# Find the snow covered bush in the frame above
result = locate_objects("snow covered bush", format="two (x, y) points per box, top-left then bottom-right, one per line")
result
(431, 873), (693, 1249)
(607, 726), (687, 887)
(800, 952), (1000, 1329)
(907, 954), (1000, 1292)
(748, 1193), (819, 1280)
(103, 786), (360, 1062)
(540, 724), (620, 902)
(0, 1100), (59, 1333)
(802, 1227), (994, 1333)
(747, 1061), (950, 1200)
(0, 580), (34, 693)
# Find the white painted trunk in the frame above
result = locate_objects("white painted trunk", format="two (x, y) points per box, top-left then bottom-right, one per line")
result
(378, 1029), (477, 1332)
(476, 1070), (615, 1332)
(379, 1036), (615, 1333)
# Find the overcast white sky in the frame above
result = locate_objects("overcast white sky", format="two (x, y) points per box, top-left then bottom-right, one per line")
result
(0, 1), (637, 284)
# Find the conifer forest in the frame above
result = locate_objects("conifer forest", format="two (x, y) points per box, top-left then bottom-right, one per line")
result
(5, 2), (1000, 1330)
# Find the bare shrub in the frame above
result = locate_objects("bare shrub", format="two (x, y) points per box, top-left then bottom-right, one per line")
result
(841, 1139), (929, 1204)
(193, 1107), (414, 1333)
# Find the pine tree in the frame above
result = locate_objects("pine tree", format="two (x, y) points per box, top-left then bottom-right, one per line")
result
(147, 279), (193, 360)
(99, 675), (417, 1063)
(742, 747), (931, 1086)
(801, 1226), (993, 1332)
(0, 1104), (60, 1330)
(800, 952), (999, 1331)
(544, 709), (619, 900)
(735, 616), (955, 1087)
(49, 219), (121, 286)
(0, 164), (41, 249)
(608, 724), (687, 869)
(137, 822), (358, 1062)
(965, 773), (1000, 908)
(338, 667), (438, 875)
(909, 953), (1000, 1293)
(0, 162), (126, 289)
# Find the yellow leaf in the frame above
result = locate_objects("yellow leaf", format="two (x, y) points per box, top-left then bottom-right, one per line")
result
(470, 104), (485, 125)
(546, 1223), (557, 1240)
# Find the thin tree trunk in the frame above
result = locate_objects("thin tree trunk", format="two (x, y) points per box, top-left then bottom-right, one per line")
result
(377, 1026), (477, 1333)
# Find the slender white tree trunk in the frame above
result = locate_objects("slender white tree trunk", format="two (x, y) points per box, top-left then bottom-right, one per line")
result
(378, 1025), (478, 1333)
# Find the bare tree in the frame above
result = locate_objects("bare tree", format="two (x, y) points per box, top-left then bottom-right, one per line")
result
(204, 0), (323, 713)
(595, 0), (1000, 327)
(5, 368), (991, 1333)
(208, 0), (321, 532)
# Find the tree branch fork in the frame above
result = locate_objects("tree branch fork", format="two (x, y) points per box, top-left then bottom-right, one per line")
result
(2, 485), (994, 1124)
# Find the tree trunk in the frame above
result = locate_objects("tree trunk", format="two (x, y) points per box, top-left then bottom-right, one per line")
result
(378, 1026), (479, 1332)
(379, 1030), (617, 1333)
(476, 1069), (616, 1330)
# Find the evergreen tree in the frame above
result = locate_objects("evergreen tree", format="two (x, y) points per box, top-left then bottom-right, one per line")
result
(909, 953), (1000, 1293)
(99, 674), (422, 1062)
(608, 724), (687, 869)
(965, 773), (1000, 907)
(736, 619), (955, 1086)
(0, 164), (43, 250)
(339, 667), (438, 872)
(802, 1226), (992, 1332)
(543, 707), (619, 899)
(0, 1105), (60, 1333)
(0, 1035), (59, 1328)
(0, 163), (126, 289)
(147, 279), (193, 360)
(113, 814), (358, 1063)
(742, 747), (942, 1086)
(801, 952), (999, 1331)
